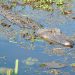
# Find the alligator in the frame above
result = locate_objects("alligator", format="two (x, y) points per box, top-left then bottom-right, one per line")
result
(36, 28), (74, 48)
(0, 4), (74, 48)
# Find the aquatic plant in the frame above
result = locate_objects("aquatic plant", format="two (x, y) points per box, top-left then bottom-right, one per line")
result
(0, 0), (73, 15)
(0, 59), (19, 75)
(39, 61), (67, 69)
(0, 68), (13, 75)
(44, 48), (65, 56)
(14, 59), (19, 75)
(55, 0), (64, 5)
(39, 63), (47, 67)
(18, 0), (68, 10)
(24, 57), (39, 65)
(45, 69), (61, 75)
(70, 63), (75, 67)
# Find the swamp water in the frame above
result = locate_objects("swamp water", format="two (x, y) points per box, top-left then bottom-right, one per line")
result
(0, 0), (75, 75)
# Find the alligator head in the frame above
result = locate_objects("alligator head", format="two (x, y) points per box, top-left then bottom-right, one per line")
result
(36, 28), (74, 48)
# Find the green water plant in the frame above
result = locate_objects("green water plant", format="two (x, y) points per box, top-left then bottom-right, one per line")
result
(40, 63), (47, 67)
(24, 57), (39, 65)
(0, 59), (19, 75)
(55, 0), (64, 5)
(14, 59), (19, 75)
(0, 0), (72, 12)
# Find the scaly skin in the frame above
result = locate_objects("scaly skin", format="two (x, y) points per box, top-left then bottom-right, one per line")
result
(36, 28), (74, 48)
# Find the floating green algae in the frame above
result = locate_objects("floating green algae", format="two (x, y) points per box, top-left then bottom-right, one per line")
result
(23, 57), (39, 65)
(40, 64), (47, 68)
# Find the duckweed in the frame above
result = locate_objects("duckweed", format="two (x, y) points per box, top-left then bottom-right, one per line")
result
(40, 64), (47, 67)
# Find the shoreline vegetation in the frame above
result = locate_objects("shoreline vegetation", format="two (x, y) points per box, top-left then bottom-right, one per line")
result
(0, 0), (73, 14)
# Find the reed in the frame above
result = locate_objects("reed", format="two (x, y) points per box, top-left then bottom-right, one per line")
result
(14, 59), (19, 75)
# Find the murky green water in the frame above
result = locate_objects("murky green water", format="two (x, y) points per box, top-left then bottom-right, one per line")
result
(0, 0), (75, 75)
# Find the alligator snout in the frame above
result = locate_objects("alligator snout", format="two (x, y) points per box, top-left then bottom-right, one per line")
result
(36, 28), (74, 48)
(62, 41), (74, 48)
